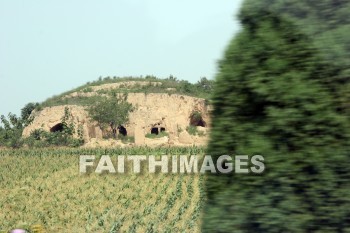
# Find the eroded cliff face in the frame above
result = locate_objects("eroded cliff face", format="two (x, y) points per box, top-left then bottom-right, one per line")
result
(126, 93), (210, 136)
(23, 82), (211, 147)
(22, 105), (102, 143)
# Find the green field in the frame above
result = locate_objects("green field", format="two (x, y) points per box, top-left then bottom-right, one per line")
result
(0, 148), (205, 232)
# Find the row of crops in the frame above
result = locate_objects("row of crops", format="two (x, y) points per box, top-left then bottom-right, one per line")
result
(0, 146), (206, 232)
(0, 146), (206, 156)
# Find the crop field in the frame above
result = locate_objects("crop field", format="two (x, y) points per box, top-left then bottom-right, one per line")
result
(0, 147), (205, 232)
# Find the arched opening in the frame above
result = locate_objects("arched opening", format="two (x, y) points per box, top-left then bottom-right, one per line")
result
(118, 125), (127, 136)
(190, 113), (206, 127)
(193, 119), (206, 127)
(151, 127), (159, 135)
(160, 127), (166, 132)
(50, 123), (64, 132)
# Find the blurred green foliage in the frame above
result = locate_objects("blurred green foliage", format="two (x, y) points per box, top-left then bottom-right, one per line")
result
(203, 0), (350, 232)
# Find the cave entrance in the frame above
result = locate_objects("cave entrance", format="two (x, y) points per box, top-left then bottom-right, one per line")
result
(190, 112), (206, 127)
(151, 127), (159, 135)
(50, 123), (64, 132)
(160, 127), (166, 132)
(118, 126), (127, 136)
(190, 117), (206, 127)
(193, 119), (206, 127)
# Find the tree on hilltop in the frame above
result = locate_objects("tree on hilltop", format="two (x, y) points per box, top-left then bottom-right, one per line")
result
(88, 94), (132, 139)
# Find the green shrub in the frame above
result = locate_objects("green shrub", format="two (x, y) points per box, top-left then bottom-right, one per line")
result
(203, 1), (350, 232)
(186, 125), (205, 137)
(0, 113), (25, 148)
(87, 94), (133, 139)
(186, 126), (198, 136)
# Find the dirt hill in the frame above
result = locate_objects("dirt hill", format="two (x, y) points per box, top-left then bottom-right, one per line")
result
(23, 79), (212, 147)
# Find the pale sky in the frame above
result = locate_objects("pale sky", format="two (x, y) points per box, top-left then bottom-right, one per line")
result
(0, 0), (243, 116)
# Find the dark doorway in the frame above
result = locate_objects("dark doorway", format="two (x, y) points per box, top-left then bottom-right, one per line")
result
(50, 123), (64, 132)
(151, 127), (159, 135)
(119, 126), (127, 136)
(194, 119), (206, 127)
(190, 115), (206, 127)
(160, 127), (166, 132)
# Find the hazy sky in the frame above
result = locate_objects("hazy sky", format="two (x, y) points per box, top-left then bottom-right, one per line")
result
(0, 0), (243, 116)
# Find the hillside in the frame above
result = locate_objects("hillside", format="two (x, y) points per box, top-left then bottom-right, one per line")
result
(39, 76), (213, 109)
(15, 76), (214, 148)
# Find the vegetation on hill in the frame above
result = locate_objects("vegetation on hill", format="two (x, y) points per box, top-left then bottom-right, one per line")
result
(40, 76), (214, 108)
(87, 93), (133, 139)
(203, 1), (350, 232)
(27, 107), (84, 147)
(0, 105), (84, 148)
(0, 76), (213, 148)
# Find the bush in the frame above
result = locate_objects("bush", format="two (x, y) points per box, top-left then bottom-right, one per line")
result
(87, 94), (133, 139)
(186, 125), (205, 137)
(203, 1), (350, 232)
(0, 113), (24, 148)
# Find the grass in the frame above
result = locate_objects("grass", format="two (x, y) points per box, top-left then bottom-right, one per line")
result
(119, 135), (135, 143)
(0, 147), (205, 232)
(186, 126), (205, 136)
(145, 131), (169, 139)
(39, 76), (213, 108)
